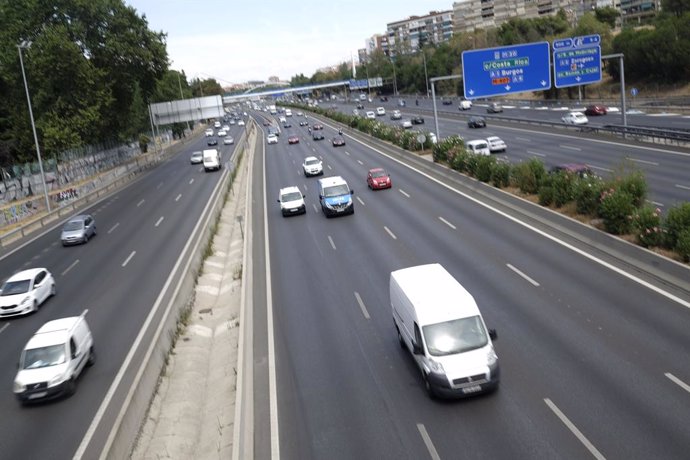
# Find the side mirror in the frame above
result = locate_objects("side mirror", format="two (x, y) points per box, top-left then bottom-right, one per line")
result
(489, 328), (497, 340)
(302, 194), (306, 198)
(277, 199), (281, 203)
(350, 190), (354, 195)
(319, 194), (324, 199)
(412, 341), (423, 355)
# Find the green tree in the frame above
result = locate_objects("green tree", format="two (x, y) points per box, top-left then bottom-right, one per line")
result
(662, 0), (690, 17)
(594, 6), (620, 28)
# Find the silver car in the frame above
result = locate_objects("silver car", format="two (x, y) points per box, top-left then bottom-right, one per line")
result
(61, 214), (96, 245)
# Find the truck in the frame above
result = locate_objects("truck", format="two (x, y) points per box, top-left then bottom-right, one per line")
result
(202, 148), (221, 172)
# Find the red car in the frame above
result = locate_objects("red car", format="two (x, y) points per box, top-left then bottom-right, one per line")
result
(584, 105), (607, 116)
(332, 136), (346, 147)
(288, 135), (299, 144)
(367, 168), (392, 190)
(312, 124), (324, 130)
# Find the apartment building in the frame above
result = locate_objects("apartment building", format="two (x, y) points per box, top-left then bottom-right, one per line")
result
(385, 10), (454, 57)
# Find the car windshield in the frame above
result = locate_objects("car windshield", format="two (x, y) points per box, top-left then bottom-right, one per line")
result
(371, 170), (387, 178)
(22, 345), (66, 369)
(323, 184), (350, 197)
(1, 279), (31, 295)
(305, 159), (319, 165)
(423, 315), (488, 356)
(63, 221), (84, 231)
(281, 192), (302, 202)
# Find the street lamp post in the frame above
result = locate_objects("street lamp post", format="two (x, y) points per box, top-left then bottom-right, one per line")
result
(422, 51), (430, 97)
(17, 41), (51, 213)
(390, 58), (398, 96)
(175, 70), (191, 132)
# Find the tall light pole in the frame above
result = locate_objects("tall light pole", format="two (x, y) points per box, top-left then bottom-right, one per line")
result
(18, 41), (51, 213)
(175, 69), (191, 132)
(422, 51), (430, 98)
(390, 57), (398, 96)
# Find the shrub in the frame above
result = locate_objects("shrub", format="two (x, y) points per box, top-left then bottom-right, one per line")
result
(475, 155), (496, 182)
(598, 188), (635, 234)
(573, 177), (605, 215)
(511, 158), (545, 194)
(139, 134), (150, 153)
(433, 135), (464, 163)
(664, 202), (690, 248)
(615, 170), (647, 207)
(465, 154), (480, 177)
(491, 162), (510, 188)
(676, 229), (690, 262)
(632, 205), (663, 247)
(550, 172), (575, 207)
(538, 185), (554, 206)
(451, 149), (469, 172)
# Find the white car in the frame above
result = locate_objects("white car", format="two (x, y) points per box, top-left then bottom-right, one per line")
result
(217, 130), (227, 137)
(229, 119), (236, 125)
(0, 268), (55, 318)
(390, 110), (402, 120)
(401, 119), (413, 129)
(222, 125), (230, 131)
(190, 151), (203, 164)
(486, 136), (507, 152)
(238, 120), (245, 126)
(302, 156), (323, 177)
(223, 137), (234, 145)
(213, 121), (221, 128)
(277, 186), (306, 216)
(267, 133), (278, 144)
(279, 116), (287, 123)
(205, 129), (214, 137)
(365, 111), (376, 119)
(376, 107), (386, 116)
(562, 111), (589, 125)
(459, 100), (473, 110)
(467, 139), (491, 156)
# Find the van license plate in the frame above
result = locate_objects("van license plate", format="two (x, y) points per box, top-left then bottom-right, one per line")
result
(462, 385), (482, 394)
(29, 391), (47, 399)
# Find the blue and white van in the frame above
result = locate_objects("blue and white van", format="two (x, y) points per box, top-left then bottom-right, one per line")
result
(318, 176), (354, 217)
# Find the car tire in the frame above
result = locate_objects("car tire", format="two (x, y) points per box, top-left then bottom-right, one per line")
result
(93, 226), (97, 236)
(423, 372), (437, 399)
(32, 299), (38, 313)
(66, 377), (77, 396)
(84, 234), (88, 244)
(87, 347), (96, 367)
(51, 284), (56, 297)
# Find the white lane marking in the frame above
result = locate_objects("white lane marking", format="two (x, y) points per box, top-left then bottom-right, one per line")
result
(560, 145), (582, 151)
(399, 189), (410, 198)
(356, 196), (365, 206)
(676, 184), (690, 191)
(626, 157), (658, 166)
(136, 199), (145, 207)
(591, 165), (614, 173)
(189, 178), (195, 184)
(107, 223), (119, 234)
(175, 194), (182, 202)
(354, 292), (370, 319)
(516, 136), (530, 142)
(507, 263), (540, 286)
(665, 373), (690, 393)
(384, 226), (397, 240)
(346, 132), (690, 311)
(345, 151), (350, 156)
(527, 150), (546, 157)
(61, 259), (80, 276)
(357, 159), (363, 165)
(122, 251), (136, 267)
(438, 216), (456, 230)
(328, 236), (336, 250)
(648, 200), (664, 207)
(0, 323), (9, 335)
(157, 182), (163, 189)
(327, 165), (332, 170)
(417, 423), (441, 460)
(544, 399), (606, 460)
(312, 203), (319, 213)
(155, 216), (164, 227)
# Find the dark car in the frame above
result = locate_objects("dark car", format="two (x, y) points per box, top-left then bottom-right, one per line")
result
(312, 132), (325, 141)
(585, 105), (607, 116)
(299, 120), (309, 126)
(486, 102), (503, 113)
(283, 122), (292, 128)
(380, 96), (388, 102)
(411, 116), (425, 125)
(468, 116), (486, 128)
(332, 136), (346, 147)
(356, 103), (364, 109)
(312, 124), (324, 130)
(442, 99), (453, 105)
(288, 135), (300, 144)
(207, 138), (218, 146)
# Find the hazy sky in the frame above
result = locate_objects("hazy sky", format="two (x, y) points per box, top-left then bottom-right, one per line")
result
(125, 0), (452, 85)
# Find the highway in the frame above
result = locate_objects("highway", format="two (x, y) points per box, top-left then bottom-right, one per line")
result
(255, 110), (690, 459)
(0, 125), (242, 458)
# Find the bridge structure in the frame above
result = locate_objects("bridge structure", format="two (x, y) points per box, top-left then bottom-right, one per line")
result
(222, 77), (383, 104)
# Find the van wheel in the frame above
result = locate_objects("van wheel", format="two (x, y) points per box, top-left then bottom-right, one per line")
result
(87, 347), (96, 367)
(397, 328), (405, 349)
(423, 373), (436, 399)
(66, 377), (77, 396)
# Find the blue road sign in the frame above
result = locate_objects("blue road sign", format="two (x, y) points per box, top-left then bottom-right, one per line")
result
(553, 34), (602, 88)
(462, 42), (551, 99)
(631, 87), (639, 96)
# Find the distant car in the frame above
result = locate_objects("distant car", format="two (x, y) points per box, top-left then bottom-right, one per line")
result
(486, 102), (503, 113)
(367, 168), (392, 190)
(411, 116), (425, 124)
(207, 138), (218, 146)
(217, 130), (227, 137)
(585, 105), (607, 116)
(312, 132), (325, 141)
(299, 120), (309, 126)
(268, 126), (280, 137)
(356, 103), (364, 109)
(352, 109), (360, 116)
(312, 124), (324, 130)
(214, 121), (221, 128)
(277, 186), (306, 216)
(332, 136), (346, 147)
(376, 107), (386, 116)
(229, 119), (236, 125)
(401, 119), (413, 129)
(222, 125), (230, 131)
(380, 96), (388, 102)
(0, 268), (55, 317)
(398, 99), (406, 107)
(283, 122), (292, 128)
(551, 163), (596, 178)
(442, 99), (453, 105)
(390, 110), (402, 120)
(296, 111), (304, 116)
(61, 214), (97, 246)
(302, 156), (323, 177)
(262, 120), (270, 126)
(279, 116), (287, 123)
(562, 111), (589, 125)
(365, 111), (376, 119)
(288, 135), (300, 144)
(459, 100), (473, 110)
(267, 133), (278, 144)
(468, 116), (486, 128)
(190, 151), (203, 164)
(466, 139), (490, 156)
(238, 120), (245, 126)
(205, 129), (214, 137)
(224, 136), (234, 145)
(486, 136), (507, 153)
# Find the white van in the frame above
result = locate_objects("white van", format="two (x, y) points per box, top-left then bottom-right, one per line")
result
(203, 148), (221, 172)
(14, 310), (94, 403)
(466, 139), (490, 156)
(285, 109), (292, 117)
(391, 264), (499, 398)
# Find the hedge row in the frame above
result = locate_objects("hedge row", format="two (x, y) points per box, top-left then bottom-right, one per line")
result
(287, 103), (690, 263)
